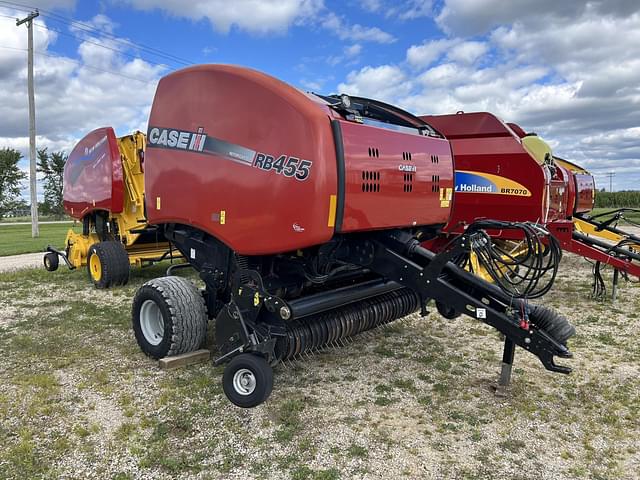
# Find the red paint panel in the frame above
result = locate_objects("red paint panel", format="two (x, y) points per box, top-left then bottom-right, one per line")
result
(547, 221), (640, 277)
(422, 113), (566, 232)
(63, 127), (123, 219)
(145, 65), (338, 255)
(339, 120), (453, 231)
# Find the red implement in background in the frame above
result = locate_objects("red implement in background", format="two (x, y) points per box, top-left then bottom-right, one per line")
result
(63, 126), (124, 219)
(421, 111), (639, 279)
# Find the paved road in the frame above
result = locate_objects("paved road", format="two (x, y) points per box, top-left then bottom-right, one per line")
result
(0, 221), (73, 226)
(0, 252), (45, 273)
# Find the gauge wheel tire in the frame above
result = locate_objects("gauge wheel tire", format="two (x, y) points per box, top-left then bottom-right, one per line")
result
(436, 301), (460, 320)
(132, 276), (208, 359)
(43, 252), (59, 272)
(222, 354), (274, 408)
(87, 241), (130, 289)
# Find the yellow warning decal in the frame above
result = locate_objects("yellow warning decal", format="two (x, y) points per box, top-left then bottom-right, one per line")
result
(327, 194), (337, 227)
(220, 210), (226, 225)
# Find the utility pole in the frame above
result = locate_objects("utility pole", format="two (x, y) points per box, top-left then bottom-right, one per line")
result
(16, 10), (40, 238)
(605, 171), (615, 192)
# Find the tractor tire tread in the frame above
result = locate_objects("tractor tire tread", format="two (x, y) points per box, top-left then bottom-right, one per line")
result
(133, 276), (207, 358)
(88, 241), (130, 288)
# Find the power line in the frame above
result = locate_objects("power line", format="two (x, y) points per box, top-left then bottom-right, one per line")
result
(0, 44), (27, 52)
(32, 22), (171, 69)
(0, 0), (194, 66)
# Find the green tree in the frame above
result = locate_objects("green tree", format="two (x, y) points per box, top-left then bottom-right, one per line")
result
(37, 148), (67, 218)
(0, 148), (27, 219)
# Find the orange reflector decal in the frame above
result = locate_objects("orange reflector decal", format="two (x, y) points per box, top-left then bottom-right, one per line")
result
(328, 194), (337, 227)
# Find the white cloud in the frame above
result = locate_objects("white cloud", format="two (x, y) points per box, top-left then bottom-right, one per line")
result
(406, 38), (456, 68)
(126, 0), (323, 34)
(337, 64), (410, 102)
(435, 0), (638, 36)
(327, 43), (363, 66)
(358, 3), (640, 189)
(0, 9), (165, 200)
(345, 44), (362, 57)
(447, 40), (487, 64)
(397, 0), (433, 20)
(358, 0), (433, 20)
(16, 0), (76, 9)
(126, 1), (395, 45)
(321, 12), (395, 44)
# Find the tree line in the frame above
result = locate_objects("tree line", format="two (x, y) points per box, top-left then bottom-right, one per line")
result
(0, 147), (67, 219)
(594, 191), (640, 208)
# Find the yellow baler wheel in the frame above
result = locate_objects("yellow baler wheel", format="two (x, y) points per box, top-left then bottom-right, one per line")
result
(89, 253), (102, 282)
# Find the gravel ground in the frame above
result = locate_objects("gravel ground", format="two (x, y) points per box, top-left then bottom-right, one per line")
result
(0, 252), (45, 273)
(0, 253), (638, 480)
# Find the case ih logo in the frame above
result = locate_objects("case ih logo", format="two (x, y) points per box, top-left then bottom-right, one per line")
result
(148, 127), (207, 151)
(146, 125), (313, 181)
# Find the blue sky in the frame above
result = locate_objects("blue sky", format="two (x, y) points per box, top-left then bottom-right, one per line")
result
(1, 0), (639, 197)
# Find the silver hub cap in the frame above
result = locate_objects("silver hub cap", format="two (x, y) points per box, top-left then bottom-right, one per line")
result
(140, 300), (165, 346)
(233, 368), (256, 395)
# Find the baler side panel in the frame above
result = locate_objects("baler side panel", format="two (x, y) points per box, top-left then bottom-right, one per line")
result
(422, 112), (576, 231)
(144, 65), (338, 255)
(63, 127), (124, 219)
(444, 137), (547, 231)
(339, 120), (453, 231)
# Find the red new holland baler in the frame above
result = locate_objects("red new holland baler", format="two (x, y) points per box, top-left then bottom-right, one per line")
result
(420, 112), (640, 297)
(131, 65), (575, 407)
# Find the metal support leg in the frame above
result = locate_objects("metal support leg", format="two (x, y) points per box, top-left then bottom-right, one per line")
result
(498, 338), (516, 387)
(612, 269), (619, 302)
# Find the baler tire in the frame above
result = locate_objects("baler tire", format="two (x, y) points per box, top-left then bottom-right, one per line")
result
(222, 354), (273, 408)
(132, 276), (207, 359)
(529, 305), (576, 346)
(44, 252), (59, 272)
(87, 241), (130, 289)
(436, 301), (460, 320)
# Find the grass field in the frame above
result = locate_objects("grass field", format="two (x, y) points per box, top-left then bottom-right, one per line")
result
(588, 208), (640, 224)
(0, 255), (638, 479)
(0, 216), (71, 224)
(0, 222), (77, 256)
(1, 208), (637, 258)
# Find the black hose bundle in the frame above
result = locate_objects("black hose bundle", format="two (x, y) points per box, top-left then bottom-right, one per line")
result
(459, 220), (562, 299)
(591, 237), (636, 299)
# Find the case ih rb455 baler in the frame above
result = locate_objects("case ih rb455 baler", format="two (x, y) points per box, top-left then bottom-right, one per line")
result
(421, 112), (640, 299)
(122, 65), (576, 408)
